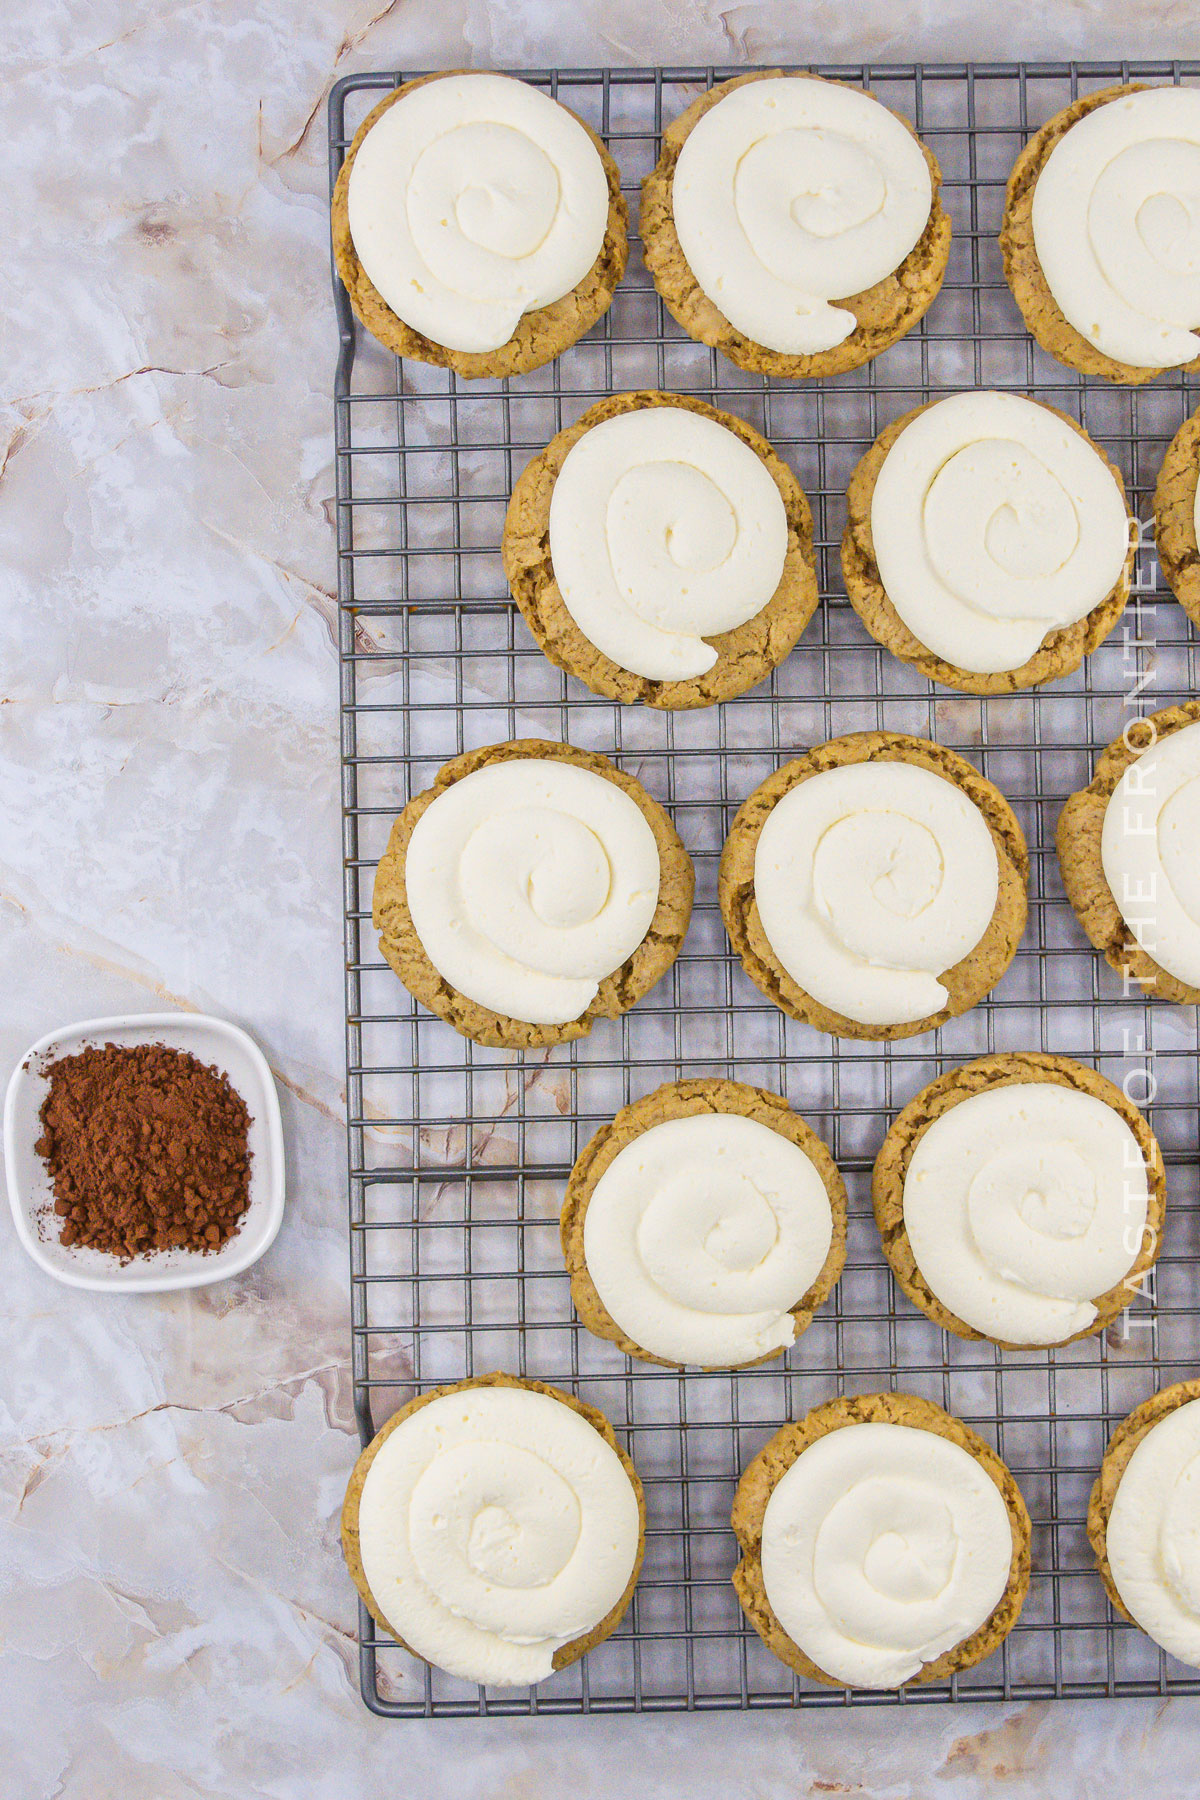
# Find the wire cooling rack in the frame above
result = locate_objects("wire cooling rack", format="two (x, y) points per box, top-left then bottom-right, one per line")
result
(330, 61), (1200, 1716)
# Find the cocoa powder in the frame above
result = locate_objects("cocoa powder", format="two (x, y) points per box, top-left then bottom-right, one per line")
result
(34, 1042), (253, 1261)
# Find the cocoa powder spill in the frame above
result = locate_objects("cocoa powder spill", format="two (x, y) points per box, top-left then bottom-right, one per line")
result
(34, 1042), (253, 1261)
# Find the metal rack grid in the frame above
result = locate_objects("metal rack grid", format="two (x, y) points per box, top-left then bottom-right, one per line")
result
(329, 61), (1200, 1716)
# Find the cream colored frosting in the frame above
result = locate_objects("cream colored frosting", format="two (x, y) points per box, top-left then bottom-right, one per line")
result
(870, 392), (1130, 674)
(752, 761), (1000, 1026)
(356, 1385), (642, 1687)
(902, 1082), (1151, 1344)
(1106, 1397), (1200, 1669)
(671, 77), (932, 355)
(1100, 718), (1200, 989)
(581, 1111), (834, 1366)
(346, 73), (610, 354)
(1031, 86), (1200, 369)
(759, 1420), (1013, 1687)
(404, 758), (661, 1024)
(548, 407), (790, 681)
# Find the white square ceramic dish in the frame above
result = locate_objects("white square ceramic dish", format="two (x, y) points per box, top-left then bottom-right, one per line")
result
(4, 1012), (286, 1292)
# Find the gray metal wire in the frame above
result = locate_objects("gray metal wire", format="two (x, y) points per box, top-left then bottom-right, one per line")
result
(329, 61), (1200, 1717)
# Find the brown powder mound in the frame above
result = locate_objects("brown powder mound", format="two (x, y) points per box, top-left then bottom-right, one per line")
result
(35, 1042), (253, 1260)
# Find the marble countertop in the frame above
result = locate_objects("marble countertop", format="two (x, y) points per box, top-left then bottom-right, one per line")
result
(4, 2), (1200, 1794)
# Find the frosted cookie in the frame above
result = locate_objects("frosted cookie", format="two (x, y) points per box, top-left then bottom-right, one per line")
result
(732, 1393), (1031, 1688)
(874, 1053), (1165, 1349)
(1058, 701), (1200, 1003)
(342, 1373), (645, 1687)
(332, 72), (627, 377)
(1088, 1381), (1200, 1667)
(842, 392), (1134, 693)
(1001, 83), (1200, 383)
(1154, 407), (1200, 632)
(641, 71), (951, 379)
(719, 732), (1028, 1040)
(561, 1078), (846, 1369)
(372, 740), (694, 1048)
(502, 392), (818, 709)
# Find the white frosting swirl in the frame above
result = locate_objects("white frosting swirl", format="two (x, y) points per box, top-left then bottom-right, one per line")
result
(582, 1111), (835, 1366)
(759, 1420), (1014, 1687)
(346, 73), (610, 354)
(672, 77), (932, 355)
(548, 407), (790, 681)
(753, 760), (1001, 1026)
(404, 758), (661, 1024)
(1031, 86), (1200, 368)
(356, 1385), (641, 1686)
(902, 1082), (1151, 1344)
(1107, 1397), (1200, 1668)
(1101, 719), (1200, 990)
(870, 392), (1131, 674)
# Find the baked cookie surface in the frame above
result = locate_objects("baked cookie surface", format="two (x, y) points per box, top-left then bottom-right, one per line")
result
(873, 1052), (1166, 1349)
(719, 732), (1028, 1040)
(502, 391), (818, 708)
(561, 1077), (846, 1368)
(372, 739), (694, 1048)
(342, 1372), (645, 1683)
(731, 1392), (1031, 1687)
(842, 395), (1135, 693)
(1000, 83), (1200, 383)
(641, 71), (951, 379)
(332, 72), (628, 378)
(1154, 408), (1200, 631)
(1057, 700), (1200, 1003)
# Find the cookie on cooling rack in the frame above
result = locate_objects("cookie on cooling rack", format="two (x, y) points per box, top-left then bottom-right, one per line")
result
(561, 1078), (846, 1369)
(841, 391), (1135, 693)
(1000, 83), (1200, 383)
(718, 732), (1028, 1041)
(502, 391), (818, 709)
(1154, 407), (1200, 632)
(372, 739), (694, 1049)
(732, 1392), (1031, 1688)
(873, 1053), (1166, 1350)
(342, 1373), (645, 1687)
(332, 71), (627, 377)
(1057, 700), (1200, 1003)
(1088, 1380), (1200, 1669)
(641, 71), (951, 379)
